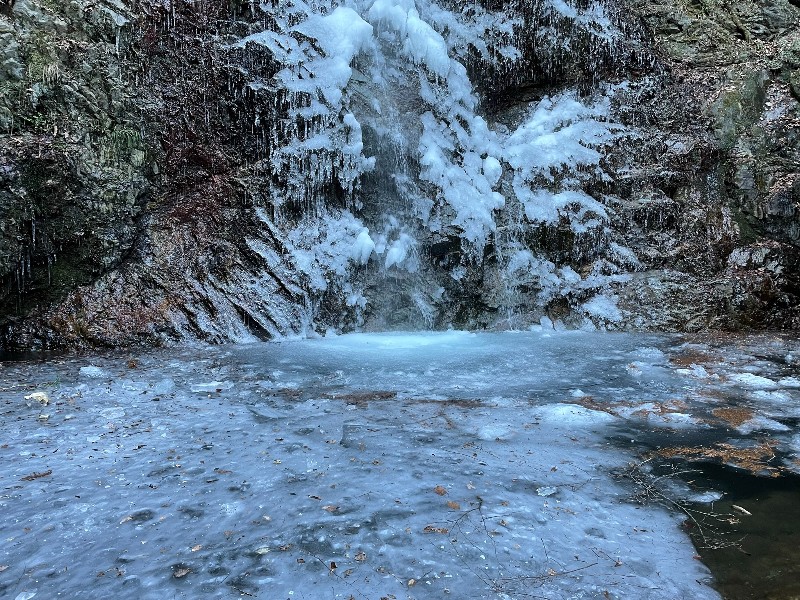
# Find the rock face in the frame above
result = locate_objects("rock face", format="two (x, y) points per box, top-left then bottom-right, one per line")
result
(1, 0), (312, 349)
(609, 0), (800, 330)
(0, 0), (798, 351)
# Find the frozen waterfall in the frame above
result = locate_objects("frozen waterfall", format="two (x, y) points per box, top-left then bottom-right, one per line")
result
(229, 0), (645, 334)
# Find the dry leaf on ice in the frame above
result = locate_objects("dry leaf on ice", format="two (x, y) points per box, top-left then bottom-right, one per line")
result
(21, 470), (52, 482)
(423, 525), (449, 534)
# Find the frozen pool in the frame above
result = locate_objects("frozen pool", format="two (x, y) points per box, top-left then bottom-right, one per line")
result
(1, 330), (799, 599)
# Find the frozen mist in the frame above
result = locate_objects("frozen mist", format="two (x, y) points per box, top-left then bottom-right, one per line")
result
(3, 331), (800, 599)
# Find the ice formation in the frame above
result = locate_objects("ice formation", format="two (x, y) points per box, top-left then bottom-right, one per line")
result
(232, 0), (637, 332)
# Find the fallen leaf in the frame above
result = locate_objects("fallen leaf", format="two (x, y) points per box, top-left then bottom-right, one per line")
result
(322, 505), (339, 513)
(466, 482), (476, 490)
(732, 504), (752, 516)
(355, 551), (367, 562)
(297, 558), (306, 564)
(173, 567), (191, 578)
(278, 544), (292, 551)
(329, 561), (337, 571)
(423, 525), (449, 534)
(223, 530), (234, 537)
(213, 468), (232, 474)
(255, 546), (270, 555)
(190, 545), (202, 552)
(20, 470), (52, 481)
(309, 495), (322, 501)
(407, 578), (416, 587)
(119, 515), (133, 524)
(96, 571), (105, 577)
(0, 565), (9, 572)
(446, 501), (461, 510)
(343, 568), (354, 577)
(547, 568), (558, 576)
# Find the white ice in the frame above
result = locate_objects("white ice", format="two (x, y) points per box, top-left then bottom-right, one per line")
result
(7, 331), (798, 599)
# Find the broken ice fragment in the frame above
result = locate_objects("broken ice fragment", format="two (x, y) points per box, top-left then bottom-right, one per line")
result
(80, 366), (106, 379)
(24, 392), (50, 405)
(190, 381), (234, 393)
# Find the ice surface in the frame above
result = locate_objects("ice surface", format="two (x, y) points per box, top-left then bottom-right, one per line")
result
(730, 373), (779, 389)
(5, 332), (798, 598)
(79, 365), (107, 379)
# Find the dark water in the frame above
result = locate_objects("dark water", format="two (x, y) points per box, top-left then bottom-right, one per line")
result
(680, 463), (800, 600)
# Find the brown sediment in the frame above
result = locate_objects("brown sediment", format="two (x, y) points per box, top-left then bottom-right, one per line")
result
(571, 396), (692, 421)
(275, 388), (305, 400)
(569, 395), (618, 416)
(655, 441), (782, 477)
(669, 349), (718, 369)
(411, 398), (482, 408)
(711, 407), (755, 428)
(323, 391), (398, 407)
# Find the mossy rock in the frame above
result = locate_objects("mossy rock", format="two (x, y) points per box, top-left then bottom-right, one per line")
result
(708, 70), (768, 149)
(790, 69), (800, 101)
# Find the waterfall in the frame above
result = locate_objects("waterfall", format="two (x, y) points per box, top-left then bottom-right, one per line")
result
(229, 0), (646, 333)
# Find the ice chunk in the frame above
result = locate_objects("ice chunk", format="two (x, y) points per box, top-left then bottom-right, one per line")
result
(191, 381), (234, 393)
(689, 491), (723, 503)
(482, 156), (502, 185)
(384, 233), (415, 270)
(80, 366), (106, 379)
(351, 228), (375, 265)
(731, 373), (778, 389)
(153, 378), (175, 395)
(736, 416), (791, 434)
(24, 391), (50, 405)
(581, 294), (623, 323)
